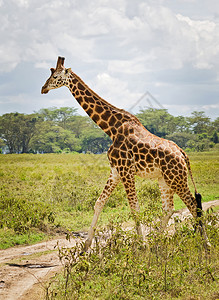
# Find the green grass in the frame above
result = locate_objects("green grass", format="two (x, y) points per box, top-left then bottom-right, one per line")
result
(169, 151), (219, 210)
(47, 211), (219, 300)
(0, 151), (218, 249)
(0, 229), (46, 250)
(0, 151), (218, 299)
(188, 151), (219, 202)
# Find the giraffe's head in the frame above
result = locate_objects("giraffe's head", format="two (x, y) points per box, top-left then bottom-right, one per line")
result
(41, 56), (71, 94)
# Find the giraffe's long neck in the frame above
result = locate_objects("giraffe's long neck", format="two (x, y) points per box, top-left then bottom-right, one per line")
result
(66, 71), (137, 140)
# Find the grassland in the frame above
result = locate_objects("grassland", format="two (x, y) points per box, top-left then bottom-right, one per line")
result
(0, 151), (218, 249)
(0, 151), (218, 299)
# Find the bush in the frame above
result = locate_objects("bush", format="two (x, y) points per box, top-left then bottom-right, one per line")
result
(46, 208), (219, 300)
(0, 195), (54, 233)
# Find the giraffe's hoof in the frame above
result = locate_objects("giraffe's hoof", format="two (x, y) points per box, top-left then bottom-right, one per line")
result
(203, 240), (211, 253)
(80, 245), (88, 255)
(81, 239), (92, 254)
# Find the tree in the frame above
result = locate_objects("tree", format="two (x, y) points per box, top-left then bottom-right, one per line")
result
(0, 138), (5, 153)
(29, 121), (81, 153)
(212, 131), (218, 144)
(212, 117), (219, 132)
(0, 107), (217, 154)
(0, 113), (17, 153)
(174, 116), (191, 133)
(81, 125), (111, 154)
(66, 115), (91, 138)
(166, 132), (195, 149)
(0, 113), (37, 153)
(37, 107), (78, 129)
(188, 111), (211, 134)
(20, 115), (38, 153)
(136, 109), (177, 137)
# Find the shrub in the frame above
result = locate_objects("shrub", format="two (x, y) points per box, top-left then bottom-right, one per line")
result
(46, 209), (219, 300)
(0, 195), (54, 233)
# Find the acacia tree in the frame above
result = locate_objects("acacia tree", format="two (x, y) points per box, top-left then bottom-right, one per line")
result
(29, 120), (81, 153)
(0, 113), (19, 153)
(188, 111), (211, 134)
(136, 109), (177, 138)
(0, 113), (37, 153)
(212, 131), (218, 144)
(37, 107), (78, 129)
(66, 115), (91, 138)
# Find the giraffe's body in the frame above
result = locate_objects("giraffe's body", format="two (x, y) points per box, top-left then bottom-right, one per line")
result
(41, 57), (210, 251)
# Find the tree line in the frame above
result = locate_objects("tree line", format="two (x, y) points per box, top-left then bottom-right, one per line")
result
(0, 107), (218, 154)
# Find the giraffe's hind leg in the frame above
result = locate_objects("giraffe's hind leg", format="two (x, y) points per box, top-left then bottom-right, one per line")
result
(176, 185), (198, 218)
(158, 177), (175, 229)
(175, 184), (211, 250)
(83, 167), (120, 252)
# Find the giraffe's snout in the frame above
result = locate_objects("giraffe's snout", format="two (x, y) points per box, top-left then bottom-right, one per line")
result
(41, 86), (49, 94)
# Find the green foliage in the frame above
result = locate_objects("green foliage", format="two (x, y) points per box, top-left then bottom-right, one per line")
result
(166, 132), (195, 149)
(0, 112), (38, 153)
(188, 111), (211, 134)
(212, 131), (219, 144)
(37, 107), (78, 129)
(0, 138), (5, 150)
(0, 195), (54, 233)
(136, 108), (177, 137)
(0, 108), (218, 153)
(80, 123), (111, 154)
(137, 109), (218, 152)
(29, 121), (81, 153)
(47, 209), (219, 300)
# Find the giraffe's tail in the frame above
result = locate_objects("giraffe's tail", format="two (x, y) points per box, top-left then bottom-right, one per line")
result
(181, 149), (203, 216)
(195, 192), (202, 217)
(180, 149), (197, 193)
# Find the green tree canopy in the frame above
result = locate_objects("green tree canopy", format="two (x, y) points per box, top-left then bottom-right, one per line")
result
(0, 108), (217, 153)
(29, 121), (81, 153)
(37, 107), (78, 129)
(0, 113), (37, 153)
(136, 108), (177, 137)
(188, 111), (211, 134)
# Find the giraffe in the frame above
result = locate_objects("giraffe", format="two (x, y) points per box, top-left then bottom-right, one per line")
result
(41, 57), (210, 251)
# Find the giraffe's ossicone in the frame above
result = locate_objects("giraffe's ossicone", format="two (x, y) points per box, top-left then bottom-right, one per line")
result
(41, 57), (211, 251)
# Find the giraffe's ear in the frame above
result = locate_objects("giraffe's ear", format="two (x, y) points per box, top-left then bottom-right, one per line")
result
(65, 68), (71, 74)
(50, 68), (55, 74)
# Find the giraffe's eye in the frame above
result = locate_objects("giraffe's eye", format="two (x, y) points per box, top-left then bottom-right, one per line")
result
(53, 75), (58, 79)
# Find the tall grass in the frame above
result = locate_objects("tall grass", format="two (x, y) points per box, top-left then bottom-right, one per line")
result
(47, 208), (219, 299)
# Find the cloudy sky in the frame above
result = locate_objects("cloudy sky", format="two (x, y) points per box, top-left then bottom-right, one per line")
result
(0, 0), (219, 119)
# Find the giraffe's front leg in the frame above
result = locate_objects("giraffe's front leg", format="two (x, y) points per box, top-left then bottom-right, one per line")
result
(83, 167), (120, 252)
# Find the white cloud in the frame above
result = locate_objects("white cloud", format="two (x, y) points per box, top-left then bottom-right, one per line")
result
(1, 0), (218, 73)
(0, 0), (218, 118)
(165, 103), (219, 119)
(108, 58), (147, 74)
(176, 14), (219, 70)
(13, 0), (29, 8)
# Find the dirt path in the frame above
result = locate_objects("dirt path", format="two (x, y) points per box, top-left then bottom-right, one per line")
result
(0, 200), (218, 300)
(0, 237), (80, 300)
